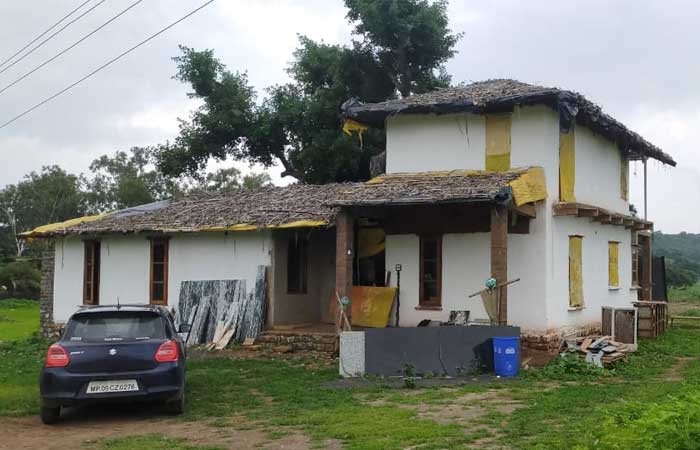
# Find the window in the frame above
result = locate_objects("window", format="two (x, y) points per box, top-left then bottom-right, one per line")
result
(631, 244), (640, 287)
(569, 236), (584, 308)
(620, 156), (629, 201)
(287, 234), (308, 294)
(150, 238), (169, 305)
(485, 114), (511, 172)
(609, 241), (619, 287)
(83, 240), (100, 305)
(420, 235), (442, 307)
(559, 127), (576, 202)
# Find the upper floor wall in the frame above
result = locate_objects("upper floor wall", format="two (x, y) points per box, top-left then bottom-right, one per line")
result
(384, 105), (630, 215)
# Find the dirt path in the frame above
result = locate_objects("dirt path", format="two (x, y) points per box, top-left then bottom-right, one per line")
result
(0, 405), (338, 450)
(662, 356), (695, 382)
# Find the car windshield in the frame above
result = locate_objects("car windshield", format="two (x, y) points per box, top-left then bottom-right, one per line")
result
(63, 312), (165, 342)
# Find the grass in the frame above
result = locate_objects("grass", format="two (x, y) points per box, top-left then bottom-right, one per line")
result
(2, 301), (700, 449)
(0, 298), (39, 340)
(669, 282), (700, 302)
(85, 434), (226, 450)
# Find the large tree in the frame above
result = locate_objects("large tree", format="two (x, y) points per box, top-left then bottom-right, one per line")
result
(156, 0), (461, 184)
(85, 147), (182, 212)
(0, 166), (86, 256)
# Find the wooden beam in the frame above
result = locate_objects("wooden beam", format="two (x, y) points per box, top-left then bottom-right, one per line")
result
(491, 205), (508, 325)
(335, 210), (354, 322)
(552, 202), (578, 216)
(623, 218), (635, 228)
(611, 215), (625, 225)
(578, 207), (600, 218)
(513, 203), (536, 218)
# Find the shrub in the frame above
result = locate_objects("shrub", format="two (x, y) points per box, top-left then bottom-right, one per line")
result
(0, 261), (41, 299)
(525, 353), (613, 381)
(589, 392), (700, 450)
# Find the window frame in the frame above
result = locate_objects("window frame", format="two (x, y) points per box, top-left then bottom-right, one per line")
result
(286, 233), (308, 295)
(149, 237), (169, 305)
(419, 235), (442, 308)
(82, 240), (101, 305)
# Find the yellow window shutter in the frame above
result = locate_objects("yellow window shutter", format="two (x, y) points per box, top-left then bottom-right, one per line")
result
(609, 241), (619, 287)
(569, 236), (584, 308)
(559, 128), (576, 202)
(620, 156), (629, 201)
(485, 114), (511, 171)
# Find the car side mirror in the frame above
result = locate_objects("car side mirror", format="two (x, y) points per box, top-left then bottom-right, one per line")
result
(178, 324), (191, 333)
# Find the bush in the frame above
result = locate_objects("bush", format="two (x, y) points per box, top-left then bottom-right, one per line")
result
(0, 261), (41, 299)
(525, 353), (613, 381)
(588, 392), (700, 450)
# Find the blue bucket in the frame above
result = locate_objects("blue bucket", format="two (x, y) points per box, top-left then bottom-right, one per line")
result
(493, 336), (520, 377)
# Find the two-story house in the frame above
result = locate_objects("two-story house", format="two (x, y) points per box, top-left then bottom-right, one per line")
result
(27, 79), (675, 350)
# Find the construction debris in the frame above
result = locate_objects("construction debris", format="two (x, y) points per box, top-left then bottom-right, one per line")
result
(560, 335), (633, 368)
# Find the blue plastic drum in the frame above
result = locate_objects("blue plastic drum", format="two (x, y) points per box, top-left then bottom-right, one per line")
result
(493, 336), (520, 377)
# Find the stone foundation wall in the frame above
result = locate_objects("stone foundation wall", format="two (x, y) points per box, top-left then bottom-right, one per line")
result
(255, 332), (338, 353)
(40, 248), (57, 339)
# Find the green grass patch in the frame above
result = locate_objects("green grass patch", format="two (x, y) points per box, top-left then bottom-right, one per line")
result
(0, 298), (39, 341)
(669, 283), (700, 302)
(85, 434), (225, 450)
(0, 335), (47, 416)
(497, 326), (700, 449)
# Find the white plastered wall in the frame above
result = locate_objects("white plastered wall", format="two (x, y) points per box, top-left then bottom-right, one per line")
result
(547, 216), (636, 330)
(386, 113), (486, 172)
(574, 126), (628, 214)
(168, 231), (273, 311)
(52, 232), (273, 323)
(53, 236), (87, 322)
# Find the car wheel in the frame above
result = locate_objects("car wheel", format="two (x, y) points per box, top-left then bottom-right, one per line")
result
(165, 391), (185, 415)
(40, 406), (60, 424)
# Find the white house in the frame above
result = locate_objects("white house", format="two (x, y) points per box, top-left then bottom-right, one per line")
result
(26, 79), (675, 350)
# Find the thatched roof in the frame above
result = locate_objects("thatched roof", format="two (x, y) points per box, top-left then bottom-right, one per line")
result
(342, 79), (676, 166)
(21, 168), (546, 238)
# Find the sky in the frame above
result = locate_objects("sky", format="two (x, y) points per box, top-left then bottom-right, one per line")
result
(0, 0), (698, 233)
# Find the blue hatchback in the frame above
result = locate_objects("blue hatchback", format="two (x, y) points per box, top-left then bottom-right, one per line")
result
(39, 304), (189, 424)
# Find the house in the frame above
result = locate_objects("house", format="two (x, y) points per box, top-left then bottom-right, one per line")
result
(25, 79), (675, 352)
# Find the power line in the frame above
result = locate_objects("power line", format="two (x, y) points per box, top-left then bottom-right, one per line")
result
(0, 0), (145, 96)
(0, 0), (216, 131)
(0, 0), (93, 69)
(0, 0), (108, 76)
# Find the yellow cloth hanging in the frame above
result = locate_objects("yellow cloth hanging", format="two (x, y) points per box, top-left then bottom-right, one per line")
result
(342, 119), (369, 147)
(569, 236), (584, 308)
(559, 129), (576, 202)
(609, 241), (619, 287)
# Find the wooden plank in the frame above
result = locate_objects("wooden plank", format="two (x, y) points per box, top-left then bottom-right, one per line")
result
(513, 203), (536, 218)
(491, 205), (508, 325)
(578, 207), (600, 217)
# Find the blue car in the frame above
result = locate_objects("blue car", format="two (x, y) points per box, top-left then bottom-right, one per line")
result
(39, 304), (189, 424)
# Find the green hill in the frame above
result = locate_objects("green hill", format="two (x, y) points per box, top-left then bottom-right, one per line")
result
(653, 232), (700, 287)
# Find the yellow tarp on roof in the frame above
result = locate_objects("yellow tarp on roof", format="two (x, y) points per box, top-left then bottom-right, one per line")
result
(200, 220), (328, 233)
(508, 167), (547, 206)
(20, 213), (109, 237)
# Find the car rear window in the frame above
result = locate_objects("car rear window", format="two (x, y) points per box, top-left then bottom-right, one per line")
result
(64, 312), (165, 342)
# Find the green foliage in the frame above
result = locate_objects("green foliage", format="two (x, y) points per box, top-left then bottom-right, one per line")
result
(588, 393), (700, 450)
(402, 363), (417, 389)
(0, 262), (40, 299)
(344, 0), (460, 96)
(85, 147), (183, 212)
(0, 298), (39, 340)
(670, 282), (700, 302)
(0, 165), (87, 257)
(654, 231), (700, 288)
(156, 0), (461, 183)
(525, 352), (612, 381)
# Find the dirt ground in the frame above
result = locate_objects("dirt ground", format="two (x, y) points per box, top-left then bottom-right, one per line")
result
(0, 404), (340, 450)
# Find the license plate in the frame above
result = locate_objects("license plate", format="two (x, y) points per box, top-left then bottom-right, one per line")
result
(86, 379), (139, 394)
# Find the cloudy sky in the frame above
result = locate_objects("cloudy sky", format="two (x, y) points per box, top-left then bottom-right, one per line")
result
(0, 0), (697, 232)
